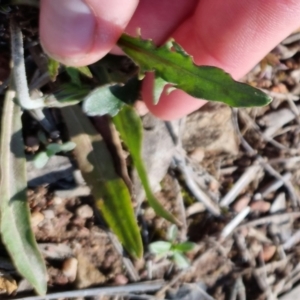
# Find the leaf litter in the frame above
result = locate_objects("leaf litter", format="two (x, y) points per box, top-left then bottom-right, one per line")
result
(3, 6), (300, 300)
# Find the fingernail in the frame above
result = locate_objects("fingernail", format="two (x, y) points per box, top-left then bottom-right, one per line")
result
(40, 0), (96, 62)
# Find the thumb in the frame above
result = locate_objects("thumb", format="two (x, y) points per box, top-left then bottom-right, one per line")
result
(39, 0), (138, 66)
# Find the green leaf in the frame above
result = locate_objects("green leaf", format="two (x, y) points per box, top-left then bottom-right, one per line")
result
(76, 66), (93, 78)
(59, 141), (76, 152)
(167, 225), (178, 243)
(83, 78), (141, 117)
(46, 143), (62, 156)
(33, 151), (50, 169)
(172, 252), (190, 269)
(54, 83), (90, 103)
(83, 85), (125, 117)
(0, 89), (47, 295)
(117, 34), (272, 107)
(66, 67), (82, 86)
(149, 241), (172, 255)
(153, 77), (169, 105)
(61, 105), (143, 258)
(112, 105), (180, 225)
(65, 66), (93, 87)
(47, 58), (60, 82)
(46, 141), (76, 155)
(172, 242), (196, 253)
(37, 130), (48, 145)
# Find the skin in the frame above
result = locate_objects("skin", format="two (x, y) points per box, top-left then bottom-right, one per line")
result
(40, 0), (300, 120)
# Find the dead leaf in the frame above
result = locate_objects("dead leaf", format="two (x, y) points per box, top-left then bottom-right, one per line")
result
(0, 274), (17, 295)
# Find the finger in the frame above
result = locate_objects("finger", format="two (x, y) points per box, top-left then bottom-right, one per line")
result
(40, 0), (138, 66)
(125, 0), (198, 43)
(111, 0), (198, 55)
(143, 0), (300, 120)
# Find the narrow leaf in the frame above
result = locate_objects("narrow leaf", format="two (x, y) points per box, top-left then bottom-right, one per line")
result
(61, 105), (143, 258)
(112, 105), (180, 225)
(172, 242), (196, 253)
(76, 66), (93, 78)
(153, 77), (169, 105)
(65, 66), (93, 86)
(66, 67), (82, 86)
(117, 34), (272, 107)
(33, 151), (50, 169)
(0, 90), (47, 295)
(172, 252), (190, 269)
(149, 241), (172, 255)
(47, 58), (59, 82)
(54, 83), (90, 103)
(167, 225), (178, 243)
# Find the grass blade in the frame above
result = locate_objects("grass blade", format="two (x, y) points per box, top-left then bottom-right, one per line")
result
(113, 106), (180, 225)
(0, 89), (47, 295)
(61, 105), (143, 258)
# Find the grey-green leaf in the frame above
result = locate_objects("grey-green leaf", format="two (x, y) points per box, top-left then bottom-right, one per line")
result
(83, 78), (140, 117)
(83, 85), (124, 117)
(117, 34), (272, 107)
(149, 241), (172, 255)
(61, 105), (143, 258)
(112, 105), (180, 225)
(167, 225), (178, 243)
(59, 141), (76, 152)
(172, 252), (190, 269)
(0, 90), (47, 295)
(46, 141), (76, 155)
(33, 151), (50, 169)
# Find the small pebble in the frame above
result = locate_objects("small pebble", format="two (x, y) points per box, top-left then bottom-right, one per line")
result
(114, 274), (128, 285)
(52, 196), (63, 206)
(186, 202), (206, 216)
(43, 210), (55, 219)
(261, 245), (277, 262)
(75, 204), (93, 219)
(62, 257), (78, 282)
(31, 211), (45, 227)
(25, 136), (39, 152)
(250, 200), (271, 213)
(233, 196), (251, 213)
(189, 148), (205, 163)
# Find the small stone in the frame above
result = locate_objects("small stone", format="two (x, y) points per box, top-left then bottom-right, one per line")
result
(75, 205), (93, 219)
(31, 211), (45, 227)
(52, 196), (63, 206)
(189, 148), (205, 163)
(25, 136), (39, 152)
(62, 257), (78, 282)
(43, 210), (55, 219)
(250, 200), (271, 213)
(186, 202), (206, 216)
(261, 245), (277, 262)
(233, 196), (251, 213)
(114, 274), (128, 285)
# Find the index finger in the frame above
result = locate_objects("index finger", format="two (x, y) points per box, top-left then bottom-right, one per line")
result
(143, 0), (300, 119)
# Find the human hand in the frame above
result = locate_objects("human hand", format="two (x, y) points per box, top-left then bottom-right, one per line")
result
(40, 0), (300, 120)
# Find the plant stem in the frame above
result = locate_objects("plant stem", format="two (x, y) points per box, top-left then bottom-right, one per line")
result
(10, 18), (44, 110)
